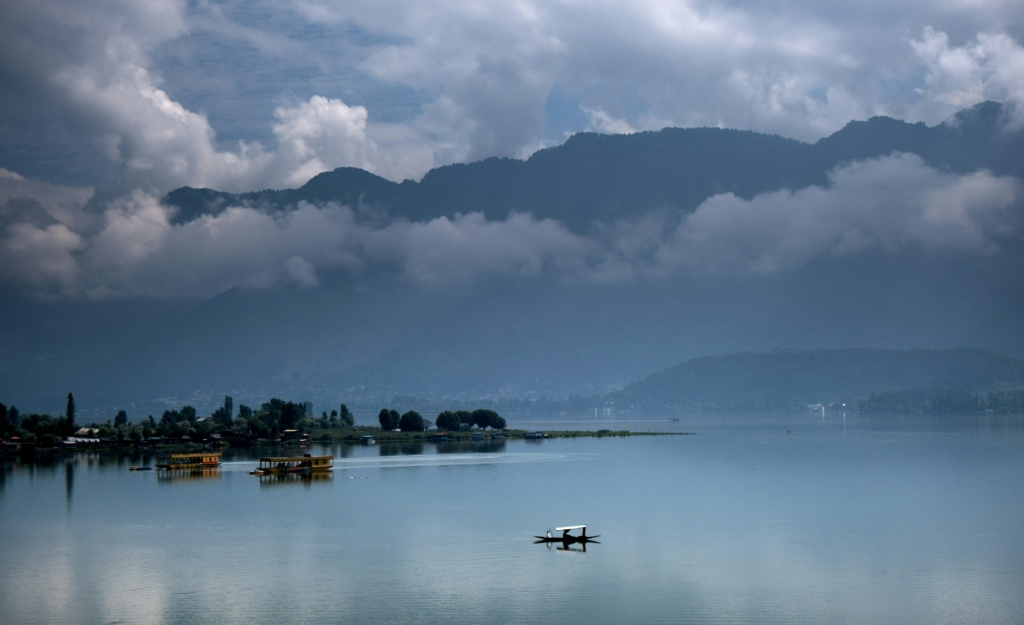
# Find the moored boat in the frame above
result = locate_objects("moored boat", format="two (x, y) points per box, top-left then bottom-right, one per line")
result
(256, 454), (333, 475)
(156, 452), (222, 470)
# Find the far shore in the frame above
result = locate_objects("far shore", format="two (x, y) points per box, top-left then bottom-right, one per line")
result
(1, 427), (692, 459)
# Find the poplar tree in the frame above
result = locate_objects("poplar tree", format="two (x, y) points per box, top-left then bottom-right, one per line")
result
(65, 393), (76, 435)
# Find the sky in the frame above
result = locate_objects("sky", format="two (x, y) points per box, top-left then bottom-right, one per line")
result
(0, 0), (1023, 300)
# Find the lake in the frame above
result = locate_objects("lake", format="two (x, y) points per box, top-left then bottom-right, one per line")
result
(2, 412), (1023, 625)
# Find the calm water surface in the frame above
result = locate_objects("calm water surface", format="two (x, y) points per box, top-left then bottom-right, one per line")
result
(2, 413), (1023, 625)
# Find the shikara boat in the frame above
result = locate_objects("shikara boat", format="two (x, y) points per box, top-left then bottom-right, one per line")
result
(534, 525), (600, 544)
(155, 452), (222, 470)
(256, 454), (333, 475)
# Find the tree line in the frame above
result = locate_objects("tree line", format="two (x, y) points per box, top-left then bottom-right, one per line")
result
(0, 394), (358, 445)
(376, 408), (506, 432)
(1, 392), (506, 446)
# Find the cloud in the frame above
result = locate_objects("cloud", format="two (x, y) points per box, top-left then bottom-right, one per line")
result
(4, 0), (1024, 196)
(0, 155), (1018, 299)
(582, 107), (637, 135)
(640, 153), (1021, 276)
(911, 27), (1024, 127)
(284, 256), (320, 288)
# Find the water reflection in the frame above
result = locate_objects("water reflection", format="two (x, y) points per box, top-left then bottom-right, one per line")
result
(64, 460), (73, 511)
(379, 442), (425, 456)
(436, 440), (507, 454)
(3, 414), (1024, 625)
(257, 472), (334, 487)
(155, 467), (222, 482)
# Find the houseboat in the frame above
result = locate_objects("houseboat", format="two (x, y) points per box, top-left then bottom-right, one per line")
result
(156, 452), (222, 470)
(256, 454), (333, 475)
(359, 435), (376, 445)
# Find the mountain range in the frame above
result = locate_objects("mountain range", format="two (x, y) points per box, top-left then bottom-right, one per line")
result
(611, 347), (1024, 411)
(166, 101), (1024, 230)
(3, 101), (1024, 418)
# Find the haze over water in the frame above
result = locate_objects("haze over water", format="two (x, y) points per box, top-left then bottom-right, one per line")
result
(2, 413), (1022, 625)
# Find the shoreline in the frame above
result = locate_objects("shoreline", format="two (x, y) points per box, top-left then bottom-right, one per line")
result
(0, 428), (693, 460)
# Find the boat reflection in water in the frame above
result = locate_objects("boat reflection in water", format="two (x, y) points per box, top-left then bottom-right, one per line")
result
(156, 467), (222, 482)
(534, 525), (600, 553)
(257, 471), (334, 487)
(155, 452), (223, 482)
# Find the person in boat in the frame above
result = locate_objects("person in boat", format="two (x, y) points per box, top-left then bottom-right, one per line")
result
(546, 529), (552, 539)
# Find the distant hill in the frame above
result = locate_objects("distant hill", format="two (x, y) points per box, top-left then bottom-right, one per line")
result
(165, 101), (1024, 231)
(609, 348), (1024, 411)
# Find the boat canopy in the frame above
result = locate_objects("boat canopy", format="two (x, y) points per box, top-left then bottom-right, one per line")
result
(555, 525), (586, 531)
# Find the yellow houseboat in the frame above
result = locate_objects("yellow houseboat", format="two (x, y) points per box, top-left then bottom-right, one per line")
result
(255, 454), (333, 475)
(156, 452), (222, 470)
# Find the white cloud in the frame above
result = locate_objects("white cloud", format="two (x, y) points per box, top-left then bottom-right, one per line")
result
(911, 27), (1024, 126)
(284, 255), (320, 288)
(582, 107), (637, 135)
(0, 155), (1018, 299)
(641, 153), (1021, 276)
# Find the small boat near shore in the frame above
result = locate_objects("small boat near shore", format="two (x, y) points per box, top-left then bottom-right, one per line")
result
(129, 466), (153, 471)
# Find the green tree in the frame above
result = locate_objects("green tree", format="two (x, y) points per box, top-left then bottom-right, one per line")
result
(180, 406), (198, 422)
(65, 392), (76, 435)
(159, 410), (181, 436)
(455, 410), (472, 425)
(378, 409), (400, 431)
(339, 404), (355, 427)
(212, 396), (234, 427)
(399, 411), (425, 432)
(0, 403), (8, 435)
(280, 402), (302, 430)
(238, 405), (252, 421)
(471, 409), (502, 429)
(435, 411), (461, 431)
(114, 410), (128, 428)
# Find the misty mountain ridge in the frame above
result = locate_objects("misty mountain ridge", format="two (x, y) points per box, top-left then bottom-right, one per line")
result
(611, 347), (1024, 411)
(3, 102), (1024, 415)
(165, 101), (1023, 231)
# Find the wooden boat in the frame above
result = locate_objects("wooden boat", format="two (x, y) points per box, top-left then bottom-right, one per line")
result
(249, 469), (266, 476)
(156, 452), (222, 470)
(256, 454), (333, 475)
(534, 525), (600, 544)
(129, 466), (153, 471)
